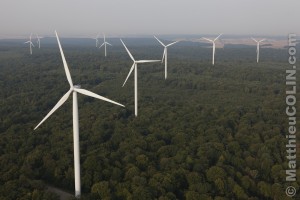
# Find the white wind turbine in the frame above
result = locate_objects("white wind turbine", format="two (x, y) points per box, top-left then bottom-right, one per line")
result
(154, 36), (178, 79)
(34, 31), (125, 198)
(99, 33), (112, 57)
(93, 34), (99, 47)
(251, 38), (265, 63)
(36, 34), (41, 49)
(120, 39), (160, 116)
(201, 34), (223, 66)
(25, 33), (34, 54)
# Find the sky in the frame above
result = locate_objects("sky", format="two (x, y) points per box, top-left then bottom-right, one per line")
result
(0, 0), (300, 38)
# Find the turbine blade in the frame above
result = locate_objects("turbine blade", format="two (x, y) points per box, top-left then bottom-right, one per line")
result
(136, 60), (160, 63)
(55, 31), (73, 87)
(99, 43), (105, 49)
(162, 48), (166, 63)
(214, 33), (222, 41)
(166, 41), (178, 47)
(74, 88), (124, 107)
(202, 37), (213, 43)
(154, 36), (166, 47)
(120, 39), (135, 61)
(25, 41), (30, 44)
(123, 63), (135, 87)
(34, 90), (72, 130)
(259, 39), (266, 43)
(251, 38), (258, 43)
(106, 42), (112, 46)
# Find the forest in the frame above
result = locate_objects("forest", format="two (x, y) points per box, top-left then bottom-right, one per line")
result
(0, 38), (299, 199)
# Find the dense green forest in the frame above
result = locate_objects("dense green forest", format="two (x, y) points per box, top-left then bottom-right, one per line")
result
(0, 38), (299, 199)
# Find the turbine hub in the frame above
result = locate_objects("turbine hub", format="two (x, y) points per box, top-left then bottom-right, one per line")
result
(74, 85), (81, 89)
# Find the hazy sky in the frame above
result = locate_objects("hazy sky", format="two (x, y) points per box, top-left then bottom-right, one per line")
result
(1, 0), (300, 37)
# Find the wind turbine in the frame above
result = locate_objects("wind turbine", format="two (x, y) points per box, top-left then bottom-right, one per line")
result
(36, 34), (41, 49)
(154, 36), (178, 79)
(251, 38), (265, 63)
(120, 39), (160, 116)
(201, 34), (223, 65)
(99, 33), (112, 57)
(34, 31), (125, 198)
(93, 34), (99, 47)
(24, 33), (34, 54)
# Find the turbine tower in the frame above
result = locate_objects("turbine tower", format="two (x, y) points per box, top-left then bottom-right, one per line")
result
(25, 33), (34, 54)
(120, 39), (160, 116)
(36, 34), (41, 49)
(99, 33), (112, 57)
(154, 36), (178, 79)
(251, 38), (265, 63)
(201, 34), (223, 66)
(34, 31), (125, 198)
(93, 34), (99, 47)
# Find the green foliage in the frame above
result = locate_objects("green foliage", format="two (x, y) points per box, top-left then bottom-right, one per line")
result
(0, 41), (299, 199)
(91, 181), (111, 199)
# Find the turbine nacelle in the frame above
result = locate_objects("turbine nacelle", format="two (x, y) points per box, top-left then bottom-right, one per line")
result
(251, 37), (266, 44)
(154, 36), (179, 79)
(35, 30), (124, 131)
(94, 34), (100, 47)
(34, 31), (125, 198)
(201, 33), (223, 44)
(36, 34), (41, 49)
(201, 33), (223, 65)
(154, 36), (179, 48)
(120, 38), (160, 116)
(251, 37), (266, 63)
(99, 33), (112, 56)
(25, 33), (35, 54)
(121, 39), (160, 87)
